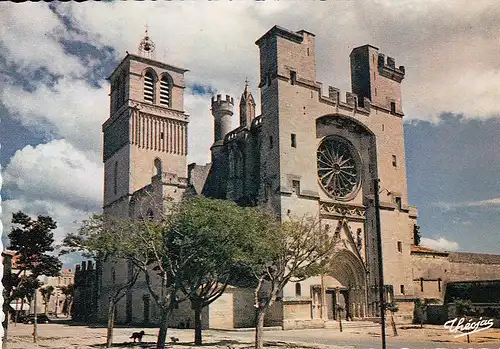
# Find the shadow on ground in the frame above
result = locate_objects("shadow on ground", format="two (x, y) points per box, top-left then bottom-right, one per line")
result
(89, 339), (252, 348)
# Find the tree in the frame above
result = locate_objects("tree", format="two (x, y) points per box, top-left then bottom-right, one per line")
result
(8, 211), (62, 343)
(250, 216), (339, 349)
(413, 224), (421, 246)
(62, 214), (141, 347)
(60, 284), (75, 316)
(386, 302), (399, 336)
(40, 285), (54, 315)
(166, 197), (277, 345)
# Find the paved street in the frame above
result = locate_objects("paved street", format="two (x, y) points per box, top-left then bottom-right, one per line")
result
(5, 319), (500, 349)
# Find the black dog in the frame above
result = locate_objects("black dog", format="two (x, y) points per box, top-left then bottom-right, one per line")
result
(130, 330), (145, 342)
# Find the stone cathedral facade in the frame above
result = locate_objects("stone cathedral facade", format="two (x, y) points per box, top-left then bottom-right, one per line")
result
(97, 26), (500, 329)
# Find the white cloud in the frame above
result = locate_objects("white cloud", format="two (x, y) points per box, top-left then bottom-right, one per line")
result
(1, 77), (108, 163)
(434, 197), (500, 210)
(0, 4), (86, 77)
(3, 139), (102, 213)
(421, 237), (460, 251)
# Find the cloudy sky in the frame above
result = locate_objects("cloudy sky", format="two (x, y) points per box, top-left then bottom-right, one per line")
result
(1, 1), (499, 265)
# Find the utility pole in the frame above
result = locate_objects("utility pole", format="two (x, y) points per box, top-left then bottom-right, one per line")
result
(374, 178), (386, 349)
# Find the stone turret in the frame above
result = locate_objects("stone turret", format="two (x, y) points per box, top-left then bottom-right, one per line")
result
(211, 94), (234, 160)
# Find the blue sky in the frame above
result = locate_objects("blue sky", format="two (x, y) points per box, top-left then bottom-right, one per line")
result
(1, 1), (500, 266)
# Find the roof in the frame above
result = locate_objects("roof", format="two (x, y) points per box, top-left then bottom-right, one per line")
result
(410, 245), (449, 256)
(448, 252), (500, 265)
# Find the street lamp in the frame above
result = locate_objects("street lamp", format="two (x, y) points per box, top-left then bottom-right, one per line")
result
(373, 178), (387, 349)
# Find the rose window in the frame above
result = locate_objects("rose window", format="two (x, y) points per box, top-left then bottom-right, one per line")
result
(317, 136), (361, 200)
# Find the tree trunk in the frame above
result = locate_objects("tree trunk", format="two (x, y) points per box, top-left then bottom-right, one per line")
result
(106, 297), (116, 348)
(156, 309), (169, 349)
(33, 289), (38, 344)
(194, 305), (202, 345)
(254, 308), (266, 349)
(390, 311), (398, 336)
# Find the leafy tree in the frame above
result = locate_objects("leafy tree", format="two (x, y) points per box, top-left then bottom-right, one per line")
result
(8, 211), (62, 343)
(413, 224), (421, 246)
(40, 285), (54, 315)
(9, 211), (62, 278)
(414, 298), (440, 327)
(60, 284), (75, 316)
(250, 216), (339, 349)
(166, 197), (277, 345)
(455, 299), (475, 316)
(62, 215), (141, 347)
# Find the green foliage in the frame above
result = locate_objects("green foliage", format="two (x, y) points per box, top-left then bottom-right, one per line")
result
(386, 302), (399, 313)
(455, 299), (475, 316)
(11, 275), (41, 303)
(40, 286), (54, 303)
(9, 211), (62, 278)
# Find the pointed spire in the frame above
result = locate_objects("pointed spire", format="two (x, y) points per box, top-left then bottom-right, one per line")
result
(239, 78), (256, 128)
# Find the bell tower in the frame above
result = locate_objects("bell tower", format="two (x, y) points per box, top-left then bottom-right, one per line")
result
(102, 30), (189, 216)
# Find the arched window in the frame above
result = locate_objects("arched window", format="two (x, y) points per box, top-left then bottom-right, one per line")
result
(159, 74), (171, 106)
(144, 70), (155, 103)
(295, 282), (302, 297)
(154, 158), (162, 176)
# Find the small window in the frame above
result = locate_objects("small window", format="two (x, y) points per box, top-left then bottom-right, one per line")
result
(291, 133), (297, 148)
(397, 241), (402, 253)
(154, 158), (162, 176)
(292, 180), (300, 196)
(147, 209), (154, 220)
(113, 161), (118, 195)
(438, 278), (442, 292)
(400, 285), (405, 295)
(420, 278), (424, 292)
(295, 283), (302, 297)
(160, 132), (164, 140)
(395, 196), (402, 210)
(290, 71), (297, 85)
(306, 47), (310, 56)
(265, 183), (272, 201)
(392, 155), (397, 167)
(269, 135), (273, 149)
(390, 102), (396, 114)
(381, 124), (384, 131)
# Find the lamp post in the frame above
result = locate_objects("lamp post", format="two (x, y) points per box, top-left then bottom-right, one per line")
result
(374, 178), (387, 349)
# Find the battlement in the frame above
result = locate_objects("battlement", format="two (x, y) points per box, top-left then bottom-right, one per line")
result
(378, 53), (405, 82)
(211, 94), (234, 113)
(319, 85), (371, 114)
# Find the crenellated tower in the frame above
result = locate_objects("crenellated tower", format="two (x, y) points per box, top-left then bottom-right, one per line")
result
(210, 94), (234, 161)
(350, 45), (405, 114)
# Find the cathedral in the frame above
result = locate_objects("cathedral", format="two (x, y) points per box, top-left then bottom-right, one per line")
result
(94, 25), (500, 329)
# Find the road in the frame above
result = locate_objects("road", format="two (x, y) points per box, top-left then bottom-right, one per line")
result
(221, 327), (500, 349)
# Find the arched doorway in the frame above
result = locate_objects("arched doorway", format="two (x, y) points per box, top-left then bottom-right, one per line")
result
(323, 250), (367, 320)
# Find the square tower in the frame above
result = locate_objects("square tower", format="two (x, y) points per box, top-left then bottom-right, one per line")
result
(102, 51), (189, 216)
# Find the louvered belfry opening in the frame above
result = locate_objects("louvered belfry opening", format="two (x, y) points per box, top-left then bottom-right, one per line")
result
(144, 71), (155, 103)
(160, 75), (170, 106)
